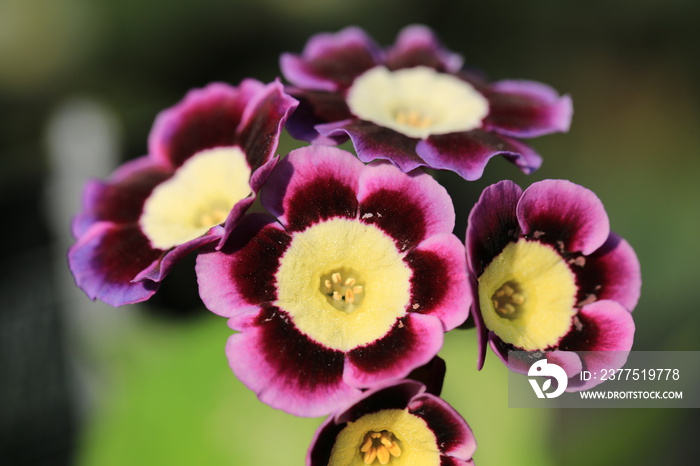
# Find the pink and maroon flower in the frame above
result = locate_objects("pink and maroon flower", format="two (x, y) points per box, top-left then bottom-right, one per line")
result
(307, 380), (476, 465)
(196, 145), (470, 417)
(466, 180), (641, 390)
(280, 24), (572, 181)
(68, 80), (298, 306)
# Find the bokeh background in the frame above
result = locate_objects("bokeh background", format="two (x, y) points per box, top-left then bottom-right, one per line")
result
(2, 0), (699, 464)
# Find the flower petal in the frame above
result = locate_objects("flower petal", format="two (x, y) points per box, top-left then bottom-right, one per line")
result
(260, 145), (363, 231)
(196, 213), (289, 319)
(226, 306), (361, 417)
(559, 300), (635, 353)
(417, 130), (543, 181)
(344, 313), (444, 388)
(404, 234), (470, 330)
(280, 26), (381, 92)
(306, 415), (346, 466)
(574, 233), (642, 311)
(386, 24), (463, 73)
(517, 180), (610, 255)
(67, 222), (162, 306)
(284, 89), (353, 144)
(357, 162), (455, 252)
(466, 180), (523, 277)
(482, 80), (573, 137)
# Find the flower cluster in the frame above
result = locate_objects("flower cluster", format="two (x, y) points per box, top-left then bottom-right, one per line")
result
(69, 25), (640, 464)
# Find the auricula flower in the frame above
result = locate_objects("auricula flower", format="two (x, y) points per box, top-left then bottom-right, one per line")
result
(467, 180), (641, 390)
(281, 24), (572, 181)
(307, 380), (476, 466)
(68, 80), (298, 306)
(196, 145), (470, 417)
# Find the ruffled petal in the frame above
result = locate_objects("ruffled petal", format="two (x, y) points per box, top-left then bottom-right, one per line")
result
(318, 120), (426, 173)
(260, 145), (363, 231)
(149, 81), (264, 168)
(517, 180), (610, 255)
(280, 26), (382, 92)
(574, 233), (642, 311)
(226, 306), (361, 417)
(357, 162), (455, 252)
(72, 156), (172, 237)
(344, 313), (444, 388)
(385, 24), (463, 73)
(416, 130), (543, 181)
(482, 80), (573, 137)
(196, 213), (289, 319)
(67, 222), (162, 306)
(404, 234), (470, 330)
(466, 180), (523, 276)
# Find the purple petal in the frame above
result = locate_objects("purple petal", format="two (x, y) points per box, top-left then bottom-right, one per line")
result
(466, 180), (523, 277)
(318, 120), (426, 173)
(574, 233), (641, 311)
(284, 89), (353, 144)
(236, 79), (298, 171)
(404, 234), (470, 330)
(335, 380), (425, 425)
(344, 313), (444, 388)
(67, 222), (162, 306)
(357, 162), (455, 252)
(558, 300), (635, 353)
(488, 337), (583, 378)
(149, 81), (264, 168)
(306, 415), (346, 466)
(196, 214), (289, 319)
(482, 80), (573, 137)
(280, 26), (382, 92)
(517, 180), (610, 255)
(408, 393), (477, 461)
(226, 306), (361, 417)
(406, 356), (447, 397)
(260, 145), (363, 231)
(417, 130), (542, 181)
(386, 24), (463, 73)
(72, 156), (172, 237)
(440, 457), (475, 466)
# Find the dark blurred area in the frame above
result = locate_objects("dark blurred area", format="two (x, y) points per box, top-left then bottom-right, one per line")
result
(2, 0), (699, 464)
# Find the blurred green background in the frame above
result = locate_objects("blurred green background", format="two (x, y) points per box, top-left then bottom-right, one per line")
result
(1, 0), (699, 464)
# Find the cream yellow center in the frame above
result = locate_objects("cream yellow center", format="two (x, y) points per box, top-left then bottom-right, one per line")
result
(346, 66), (489, 139)
(328, 409), (440, 466)
(275, 218), (411, 352)
(478, 239), (577, 350)
(139, 147), (252, 250)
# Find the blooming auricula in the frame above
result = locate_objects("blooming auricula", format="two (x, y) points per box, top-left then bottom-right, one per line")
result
(68, 80), (297, 306)
(196, 145), (470, 417)
(281, 24), (572, 181)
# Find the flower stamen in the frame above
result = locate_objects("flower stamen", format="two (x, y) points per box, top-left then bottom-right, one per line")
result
(360, 431), (402, 465)
(321, 268), (365, 312)
(492, 280), (526, 320)
(394, 108), (432, 128)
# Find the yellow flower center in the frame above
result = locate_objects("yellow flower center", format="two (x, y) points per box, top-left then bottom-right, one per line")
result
(478, 239), (577, 350)
(139, 147), (252, 250)
(346, 66), (489, 139)
(275, 218), (411, 352)
(328, 409), (440, 466)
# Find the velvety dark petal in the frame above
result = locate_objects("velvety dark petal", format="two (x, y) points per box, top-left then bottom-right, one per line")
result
(417, 130), (542, 181)
(404, 234), (470, 330)
(260, 145), (362, 231)
(284, 88), (354, 144)
(574, 233), (641, 311)
(226, 306), (361, 417)
(471, 274), (489, 370)
(385, 24), (463, 73)
(441, 457), (475, 466)
(344, 313), (444, 388)
(318, 120), (427, 173)
(149, 81), (264, 168)
(357, 162), (455, 252)
(280, 26), (382, 91)
(72, 156), (172, 237)
(335, 380), (425, 425)
(558, 300), (635, 353)
(236, 79), (298, 171)
(67, 222), (162, 306)
(306, 415), (346, 466)
(406, 356), (447, 397)
(482, 80), (573, 138)
(517, 180), (610, 255)
(408, 393), (477, 461)
(466, 180), (523, 276)
(196, 213), (290, 318)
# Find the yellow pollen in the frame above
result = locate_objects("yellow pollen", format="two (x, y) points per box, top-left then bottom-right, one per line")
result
(361, 431), (402, 465)
(395, 108), (432, 128)
(492, 280), (526, 320)
(320, 268), (365, 312)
